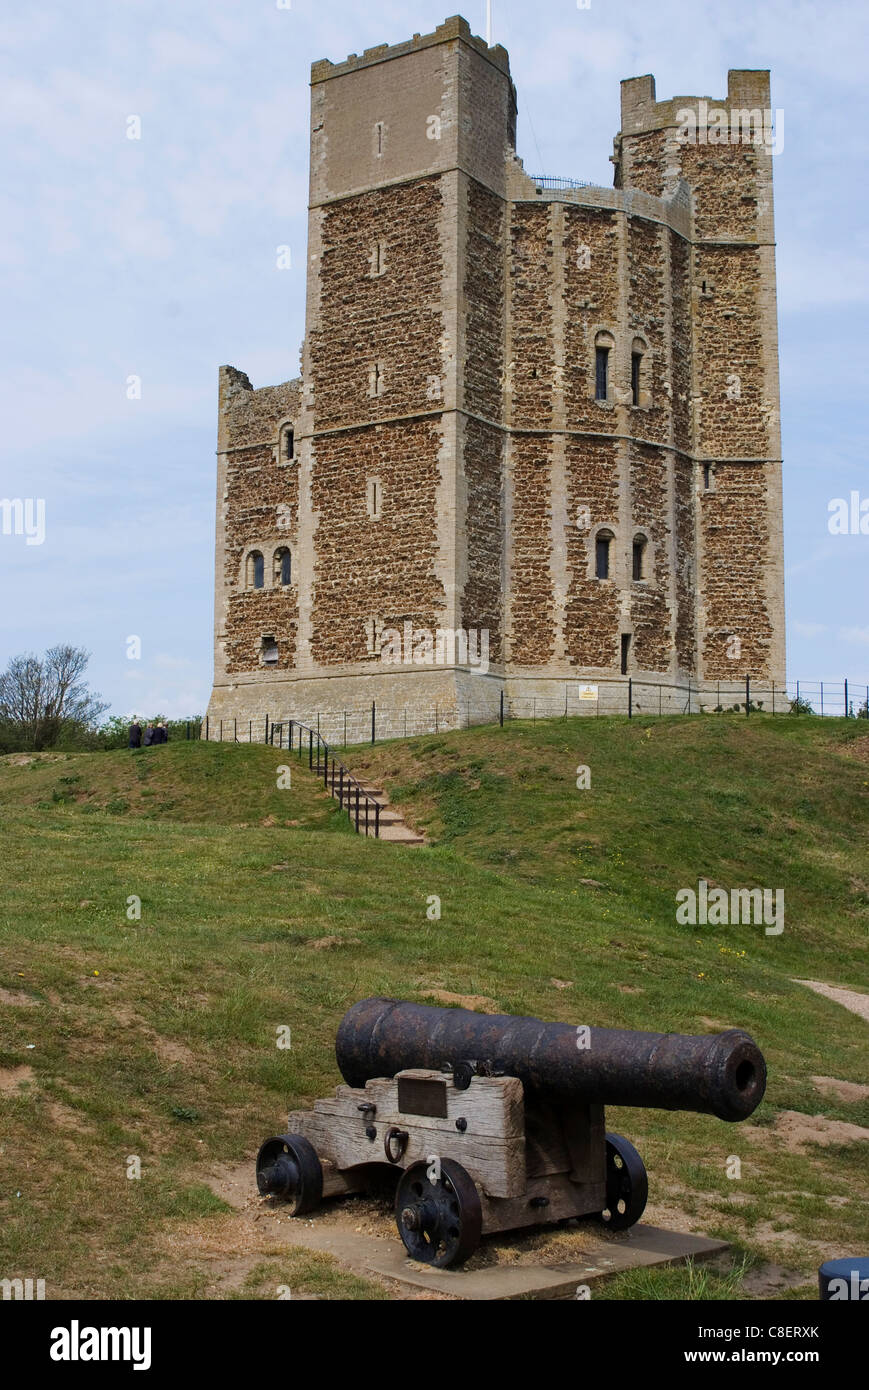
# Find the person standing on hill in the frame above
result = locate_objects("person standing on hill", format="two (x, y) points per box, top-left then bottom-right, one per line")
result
(143, 723), (156, 747)
(158, 721), (168, 744)
(128, 719), (142, 749)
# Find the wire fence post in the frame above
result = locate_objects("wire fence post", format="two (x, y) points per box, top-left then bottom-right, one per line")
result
(500, 690), (504, 727)
(371, 702), (376, 745)
(746, 675), (750, 716)
(628, 678), (633, 719)
(845, 678), (849, 717)
(308, 728), (313, 769)
(821, 682), (824, 717)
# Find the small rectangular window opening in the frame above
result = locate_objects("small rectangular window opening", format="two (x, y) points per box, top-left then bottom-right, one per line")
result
(632, 540), (645, 581)
(595, 347), (609, 402)
(261, 636), (279, 665)
(703, 463), (712, 490)
(595, 535), (611, 580)
(620, 634), (631, 676)
(631, 353), (642, 406)
(375, 122), (384, 156)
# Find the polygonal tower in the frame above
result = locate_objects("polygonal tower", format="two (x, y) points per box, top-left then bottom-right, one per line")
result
(207, 16), (784, 738)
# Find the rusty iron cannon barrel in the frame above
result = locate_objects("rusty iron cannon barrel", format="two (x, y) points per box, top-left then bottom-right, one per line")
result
(336, 998), (766, 1122)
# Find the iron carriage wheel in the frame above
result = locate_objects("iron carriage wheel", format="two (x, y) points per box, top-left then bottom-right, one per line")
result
(395, 1158), (482, 1268)
(595, 1131), (648, 1232)
(255, 1133), (323, 1216)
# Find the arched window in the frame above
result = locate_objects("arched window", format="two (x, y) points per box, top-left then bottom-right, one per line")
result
(594, 331), (615, 403)
(281, 425), (294, 461)
(595, 530), (613, 580)
(246, 551), (265, 589)
(274, 547), (292, 586)
(632, 535), (648, 581)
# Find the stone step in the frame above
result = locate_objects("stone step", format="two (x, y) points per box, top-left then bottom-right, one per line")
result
(376, 824), (427, 845)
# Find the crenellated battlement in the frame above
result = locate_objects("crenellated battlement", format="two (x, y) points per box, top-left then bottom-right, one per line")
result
(311, 14), (511, 85)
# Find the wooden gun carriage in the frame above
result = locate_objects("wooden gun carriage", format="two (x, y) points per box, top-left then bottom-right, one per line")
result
(256, 998), (766, 1269)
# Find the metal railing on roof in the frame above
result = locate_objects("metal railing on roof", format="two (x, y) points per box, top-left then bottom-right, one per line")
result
(530, 175), (596, 190)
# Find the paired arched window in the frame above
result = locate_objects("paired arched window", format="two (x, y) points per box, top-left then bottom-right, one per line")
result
(274, 547), (292, 586)
(246, 551), (265, 589)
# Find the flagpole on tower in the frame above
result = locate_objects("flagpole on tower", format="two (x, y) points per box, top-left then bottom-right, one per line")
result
(486, 0), (493, 45)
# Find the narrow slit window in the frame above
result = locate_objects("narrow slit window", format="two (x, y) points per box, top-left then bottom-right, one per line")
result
(282, 426), (294, 461)
(621, 634), (631, 675)
(366, 617), (383, 657)
(261, 635), (279, 665)
(367, 477), (383, 519)
(375, 122), (384, 157)
(595, 532), (612, 580)
(595, 346), (609, 402)
(703, 463), (713, 490)
(632, 537), (647, 581)
(631, 352), (642, 406)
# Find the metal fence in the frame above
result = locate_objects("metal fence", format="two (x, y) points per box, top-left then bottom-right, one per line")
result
(200, 678), (869, 751)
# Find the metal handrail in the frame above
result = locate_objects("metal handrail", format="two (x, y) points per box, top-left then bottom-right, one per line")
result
(275, 719), (381, 838)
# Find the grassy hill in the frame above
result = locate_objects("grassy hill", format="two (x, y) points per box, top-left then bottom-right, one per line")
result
(0, 719), (867, 1300)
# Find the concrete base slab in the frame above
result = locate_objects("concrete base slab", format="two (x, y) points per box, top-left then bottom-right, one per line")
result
(364, 1225), (729, 1300)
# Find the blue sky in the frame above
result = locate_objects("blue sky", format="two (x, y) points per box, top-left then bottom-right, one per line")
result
(1, 0), (867, 718)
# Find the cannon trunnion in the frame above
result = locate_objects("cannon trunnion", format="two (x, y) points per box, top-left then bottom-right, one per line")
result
(256, 999), (766, 1269)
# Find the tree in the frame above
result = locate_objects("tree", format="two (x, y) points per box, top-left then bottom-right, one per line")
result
(0, 646), (108, 751)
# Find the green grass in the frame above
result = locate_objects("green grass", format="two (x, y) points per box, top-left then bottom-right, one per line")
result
(0, 717), (867, 1300)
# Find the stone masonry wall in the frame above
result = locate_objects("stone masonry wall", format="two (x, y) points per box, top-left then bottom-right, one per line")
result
(219, 376), (301, 677)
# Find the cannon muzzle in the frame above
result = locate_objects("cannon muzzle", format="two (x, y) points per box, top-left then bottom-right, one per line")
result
(336, 998), (766, 1122)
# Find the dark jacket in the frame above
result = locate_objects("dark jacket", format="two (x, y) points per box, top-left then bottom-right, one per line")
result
(143, 726), (156, 747)
(128, 723), (142, 748)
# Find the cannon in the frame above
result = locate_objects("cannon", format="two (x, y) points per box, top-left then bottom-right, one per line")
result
(256, 998), (766, 1269)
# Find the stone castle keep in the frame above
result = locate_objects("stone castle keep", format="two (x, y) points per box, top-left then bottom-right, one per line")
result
(207, 15), (785, 738)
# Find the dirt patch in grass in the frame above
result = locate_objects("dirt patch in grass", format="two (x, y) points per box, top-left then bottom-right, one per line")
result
(0, 988), (40, 1006)
(811, 1075), (869, 1103)
(421, 988), (499, 1012)
(754, 1110), (869, 1152)
(844, 736), (869, 763)
(0, 1064), (35, 1094)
